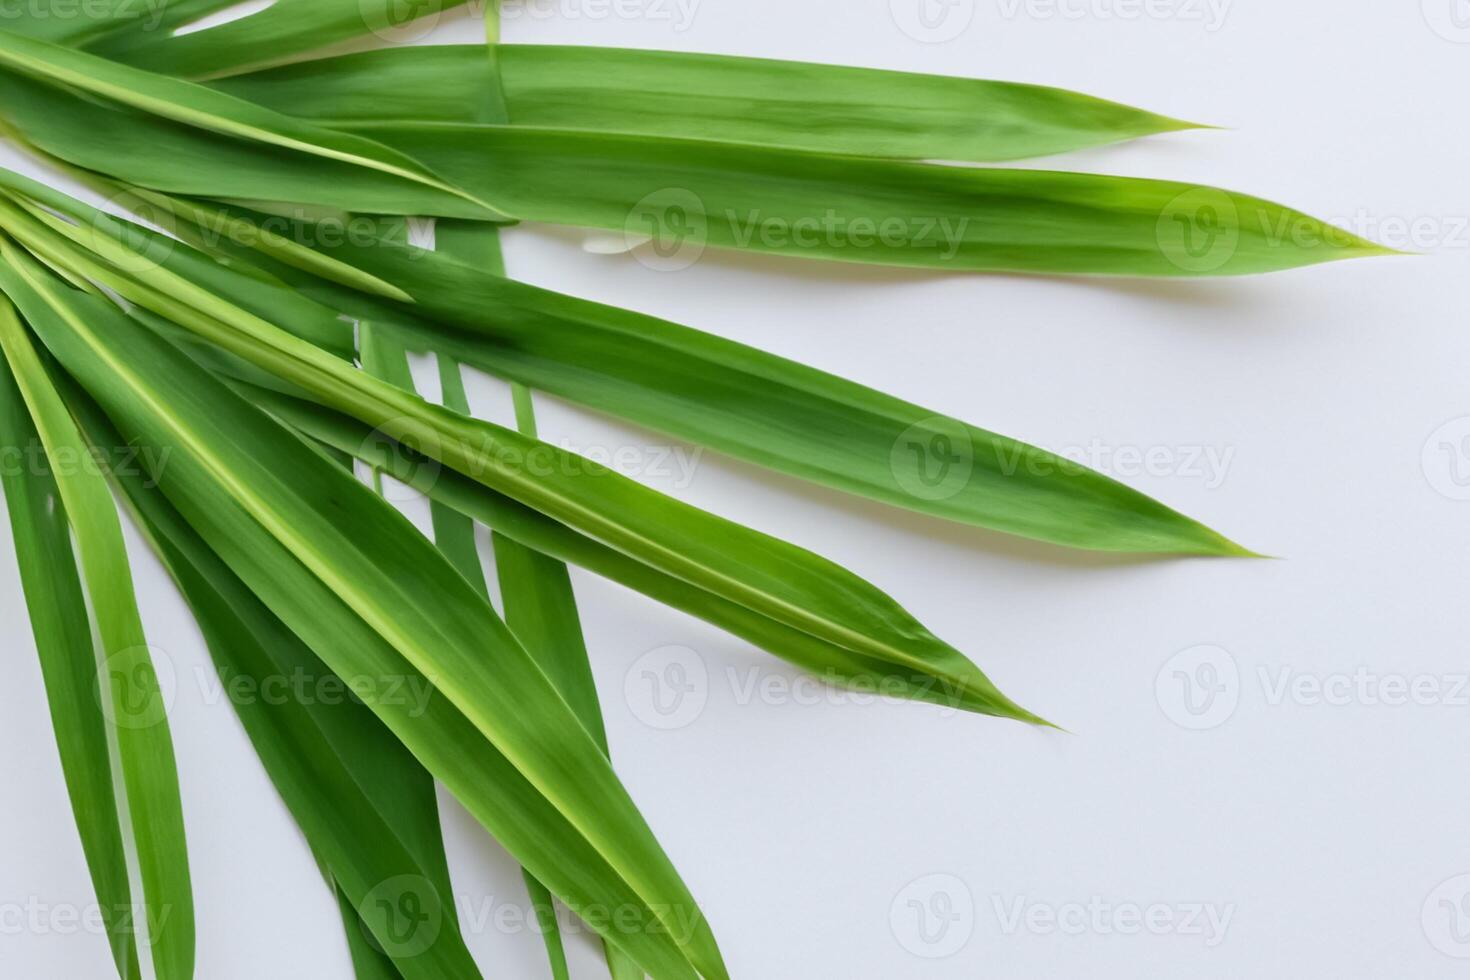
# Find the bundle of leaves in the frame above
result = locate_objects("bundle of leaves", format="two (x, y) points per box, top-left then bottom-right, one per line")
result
(0, 5), (1388, 978)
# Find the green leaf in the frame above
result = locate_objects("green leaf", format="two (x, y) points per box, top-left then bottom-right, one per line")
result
(89, 1), (476, 79)
(335, 884), (405, 980)
(91, 184), (1246, 556)
(246, 386), (1004, 717)
(0, 0), (217, 45)
(214, 43), (1203, 161)
(65, 380), (482, 980)
(0, 284), (193, 980)
(4, 197), (1045, 728)
(0, 333), (142, 980)
(392, 210), (642, 979)
(1, 236), (725, 980)
(0, 164), (1008, 718)
(0, 33), (1382, 275)
(336, 120), (1391, 276)
(0, 30), (502, 219)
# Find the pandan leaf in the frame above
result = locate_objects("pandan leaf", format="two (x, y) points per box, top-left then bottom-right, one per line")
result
(65, 182), (1246, 555)
(0, 286), (193, 980)
(212, 44), (1201, 162)
(75, 379), (483, 980)
(245, 383), (1032, 718)
(337, 120), (1391, 276)
(0, 30), (502, 218)
(0, 338), (143, 980)
(0, 198), (1045, 727)
(89, 1), (476, 79)
(0, 236), (725, 980)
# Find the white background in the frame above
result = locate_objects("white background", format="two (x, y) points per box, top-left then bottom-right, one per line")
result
(3, 0), (1469, 977)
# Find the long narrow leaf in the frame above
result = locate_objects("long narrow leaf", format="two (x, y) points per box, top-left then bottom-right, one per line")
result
(0, 31), (501, 219)
(246, 386), (1000, 716)
(0, 288), (193, 980)
(89, 1), (475, 78)
(0, 238), (725, 980)
(215, 44), (1202, 162)
(337, 120), (1390, 276)
(1, 201), (1044, 728)
(71, 181), (1247, 555)
(69, 382), (483, 980)
(0, 346), (142, 980)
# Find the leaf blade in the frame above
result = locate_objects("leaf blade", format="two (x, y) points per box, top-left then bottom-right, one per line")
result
(0, 284), (194, 980)
(214, 43), (1202, 161)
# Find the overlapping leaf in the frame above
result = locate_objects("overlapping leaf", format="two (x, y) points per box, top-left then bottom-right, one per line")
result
(73, 382), (483, 980)
(0, 32), (1385, 275)
(0, 239), (726, 980)
(0, 341), (143, 980)
(0, 195), (1047, 727)
(51, 180), (1246, 555)
(0, 282), (193, 980)
(0, 30), (501, 218)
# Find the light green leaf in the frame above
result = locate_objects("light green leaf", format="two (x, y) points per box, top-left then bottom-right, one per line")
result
(0, 335), (142, 980)
(338, 120), (1391, 276)
(0, 31), (501, 219)
(90, 1), (476, 79)
(0, 283), (193, 980)
(215, 43), (1203, 162)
